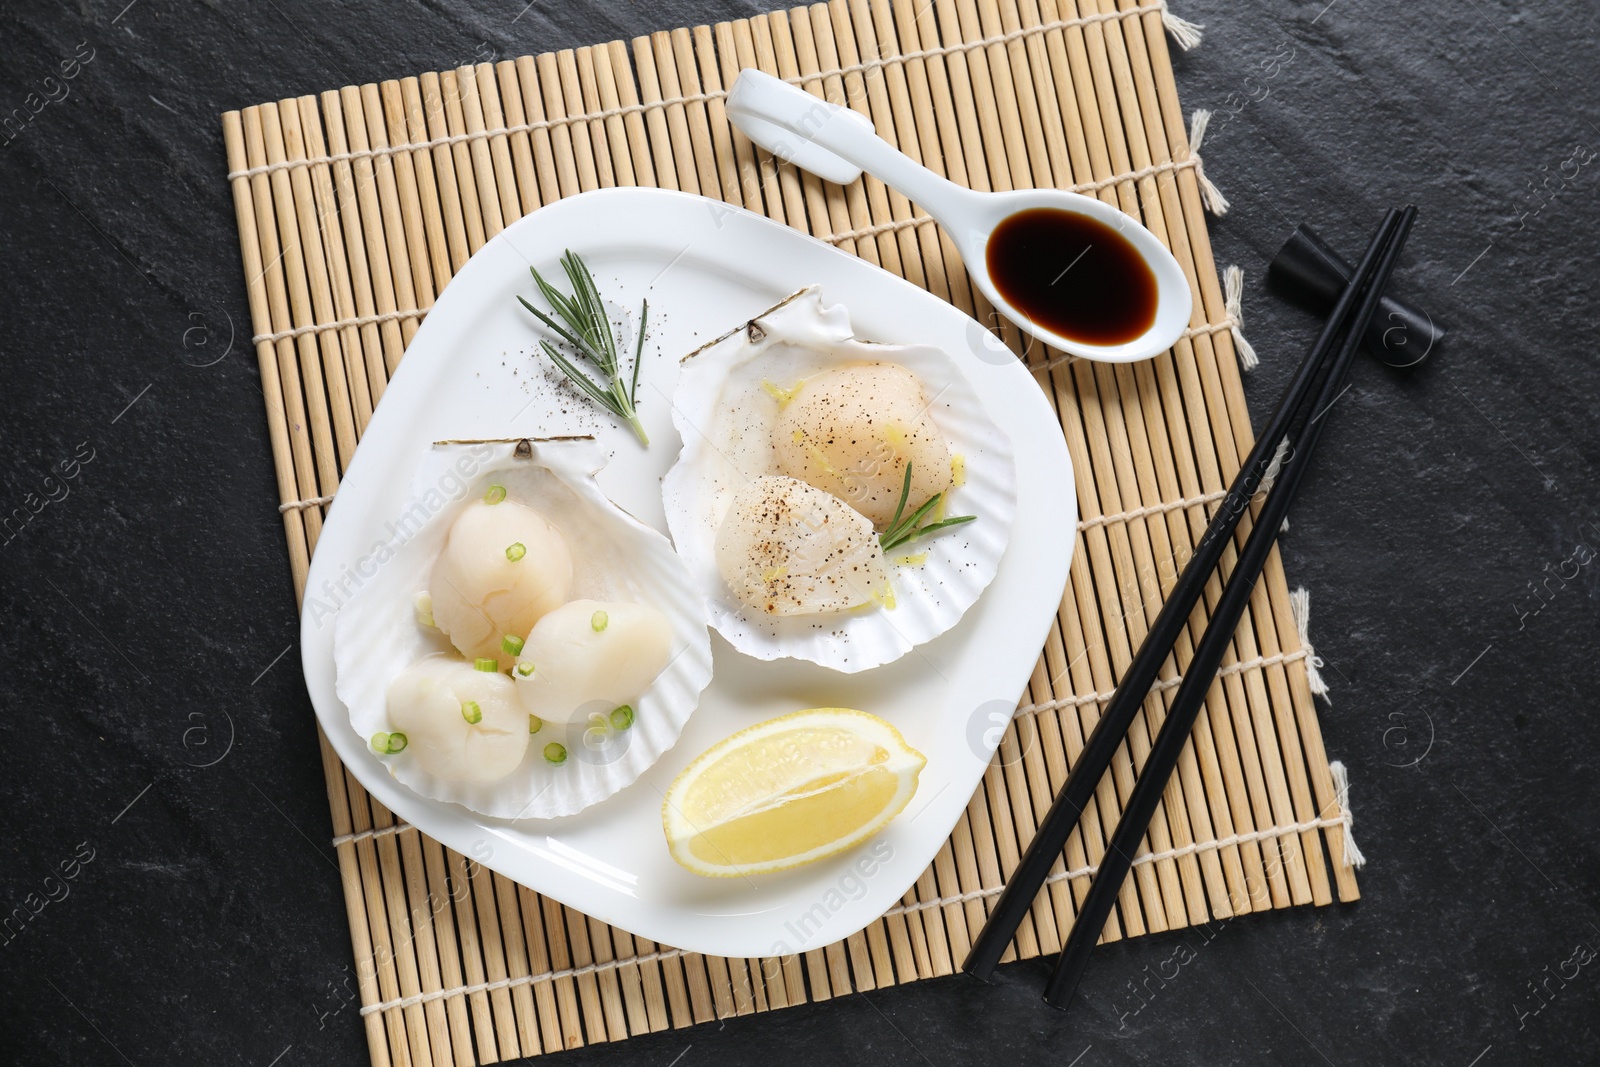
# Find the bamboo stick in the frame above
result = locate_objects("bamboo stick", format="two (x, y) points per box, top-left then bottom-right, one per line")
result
(366, 797), (445, 1067)
(356, 84), (426, 349)
(318, 735), (393, 1067)
(434, 71), (488, 254)
(275, 99), (360, 472)
(443, 847), (501, 1060)
(336, 86), (416, 378)
(340, 768), (429, 1066)
(798, 7), (876, 267)
(450, 66), (506, 241)
(507, 57), (563, 208)
(581, 915), (632, 1037)
(534, 54), (584, 199)
(510, 885), (561, 1053)
(570, 48), (618, 190)
(589, 44), (640, 189)
(406, 76), (472, 280)
(608, 39), (659, 188)
(486, 875), (540, 1055)
(560, 903), (608, 1044)
(381, 82), (448, 308)
(415, 835), (476, 1066)
(293, 96), (375, 438)
(257, 103), (344, 516)
(493, 61), (542, 216)
(324, 89), (400, 411)
(668, 29), (721, 198)
(694, 26), (746, 207)
(222, 112), (317, 602)
(600, 920), (653, 1034)
(470, 64), (521, 227)
(464, 862), (522, 1057)
(631, 35), (684, 192)
(715, 22), (771, 212)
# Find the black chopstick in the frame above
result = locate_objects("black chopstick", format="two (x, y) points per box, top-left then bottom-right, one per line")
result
(1041, 205), (1416, 1008)
(963, 206), (1414, 984)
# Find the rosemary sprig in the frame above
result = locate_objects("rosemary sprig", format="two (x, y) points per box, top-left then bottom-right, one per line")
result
(517, 249), (650, 446)
(879, 461), (977, 553)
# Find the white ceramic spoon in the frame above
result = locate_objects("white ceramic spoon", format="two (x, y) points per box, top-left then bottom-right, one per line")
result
(726, 68), (1192, 364)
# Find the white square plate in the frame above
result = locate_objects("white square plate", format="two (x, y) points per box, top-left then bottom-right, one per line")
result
(300, 187), (1075, 958)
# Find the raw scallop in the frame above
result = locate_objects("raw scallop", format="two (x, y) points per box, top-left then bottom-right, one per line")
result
(387, 657), (528, 785)
(773, 363), (952, 528)
(714, 475), (890, 615)
(430, 498), (572, 668)
(516, 599), (673, 725)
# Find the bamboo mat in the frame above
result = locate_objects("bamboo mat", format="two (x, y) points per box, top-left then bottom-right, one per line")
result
(221, 1), (1361, 1061)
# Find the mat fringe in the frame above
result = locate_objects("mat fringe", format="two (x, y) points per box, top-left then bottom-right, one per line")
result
(1290, 586), (1330, 700)
(1223, 265), (1258, 371)
(1328, 760), (1366, 868)
(1186, 109), (1230, 215)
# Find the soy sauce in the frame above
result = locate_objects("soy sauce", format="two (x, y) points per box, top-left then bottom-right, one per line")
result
(985, 207), (1158, 346)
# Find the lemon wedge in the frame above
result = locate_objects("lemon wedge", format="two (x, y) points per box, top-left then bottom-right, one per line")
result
(662, 708), (926, 878)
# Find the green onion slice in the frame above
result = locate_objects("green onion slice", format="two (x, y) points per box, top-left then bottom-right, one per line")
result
(591, 610), (609, 632)
(386, 732), (407, 753)
(609, 705), (635, 731)
(543, 742), (567, 766)
(461, 700), (482, 724)
(505, 542), (526, 562)
(474, 657), (498, 672)
(528, 714), (543, 734)
(484, 484), (507, 504)
(515, 660), (536, 678)
(502, 634), (525, 656)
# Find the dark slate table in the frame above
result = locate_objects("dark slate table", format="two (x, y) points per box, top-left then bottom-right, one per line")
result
(3, 1), (1597, 1064)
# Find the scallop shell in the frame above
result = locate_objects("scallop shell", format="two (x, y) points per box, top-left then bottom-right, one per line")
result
(662, 286), (1017, 672)
(334, 437), (713, 819)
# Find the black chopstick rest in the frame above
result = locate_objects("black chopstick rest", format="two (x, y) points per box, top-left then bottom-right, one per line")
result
(1269, 223), (1443, 367)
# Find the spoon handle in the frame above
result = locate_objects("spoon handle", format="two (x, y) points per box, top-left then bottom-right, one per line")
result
(726, 70), (978, 225)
